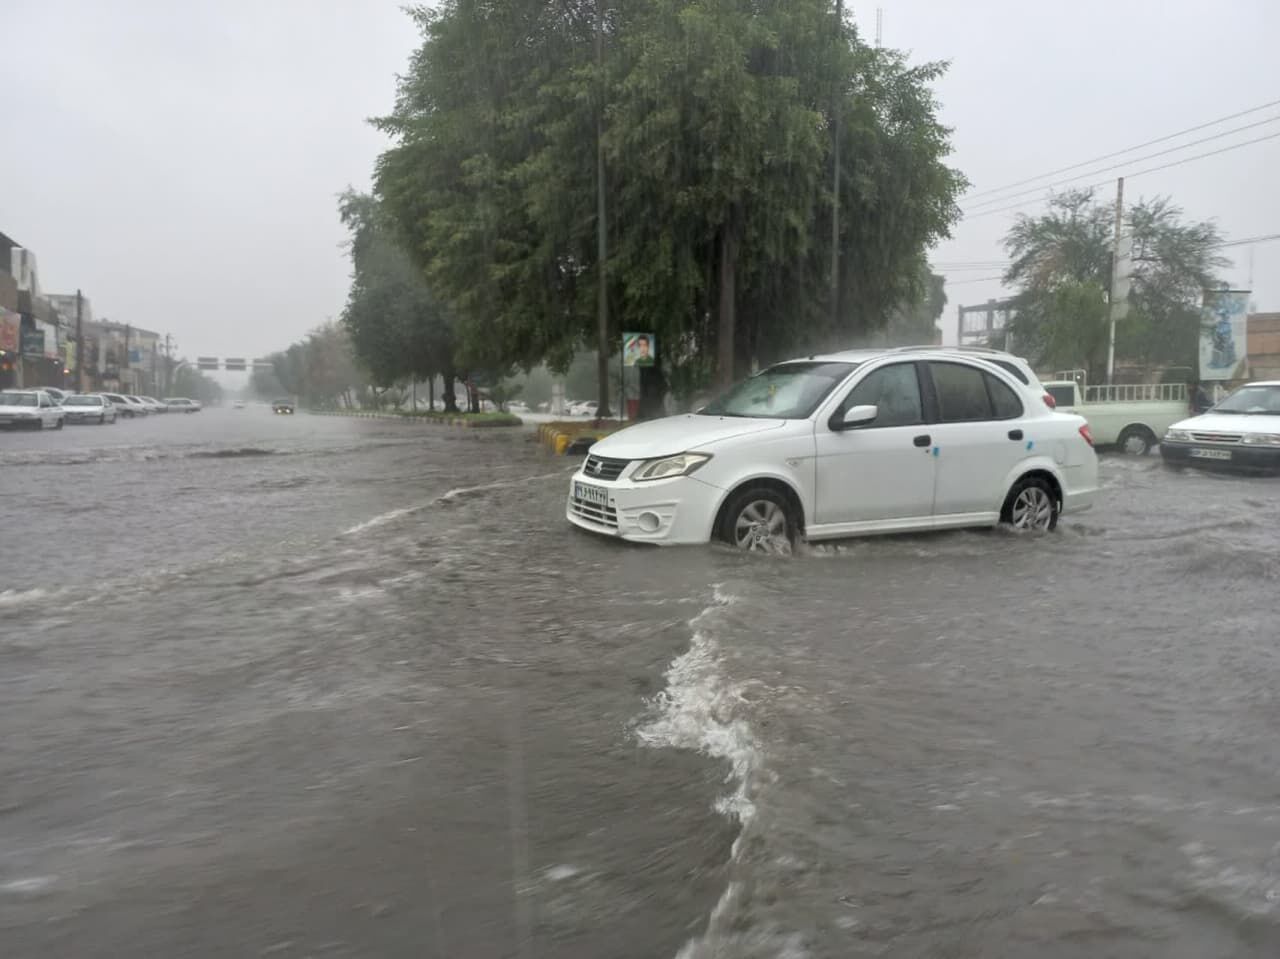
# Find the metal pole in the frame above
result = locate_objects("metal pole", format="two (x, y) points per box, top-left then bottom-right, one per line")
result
(1106, 176), (1124, 384)
(830, 0), (843, 327)
(75, 289), (84, 390)
(594, 0), (612, 419)
(619, 344), (624, 422)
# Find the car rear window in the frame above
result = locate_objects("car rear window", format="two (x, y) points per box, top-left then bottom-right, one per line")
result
(990, 359), (1030, 385)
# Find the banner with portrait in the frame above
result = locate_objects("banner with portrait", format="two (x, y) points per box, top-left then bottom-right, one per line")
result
(1199, 289), (1250, 381)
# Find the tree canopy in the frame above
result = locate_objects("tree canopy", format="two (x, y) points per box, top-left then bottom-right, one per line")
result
(1003, 189), (1228, 379)
(373, 0), (964, 403)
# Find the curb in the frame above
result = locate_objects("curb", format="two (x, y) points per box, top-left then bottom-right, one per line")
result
(309, 410), (522, 428)
(537, 421), (619, 455)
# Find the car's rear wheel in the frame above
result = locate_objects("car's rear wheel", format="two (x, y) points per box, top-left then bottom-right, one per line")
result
(1118, 425), (1156, 456)
(54, 417), (64, 430)
(718, 486), (797, 554)
(98, 414), (107, 425)
(1001, 475), (1059, 532)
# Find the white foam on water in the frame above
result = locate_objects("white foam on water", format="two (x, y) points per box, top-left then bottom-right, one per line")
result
(0, 587), (59, 608)
(637, 587), (787, 959)
(1, 876), (56, 895)
(342, 506), (420, 536)
(436, 470), (567, 504)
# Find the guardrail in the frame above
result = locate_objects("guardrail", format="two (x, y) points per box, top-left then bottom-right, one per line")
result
(1081, 383), (1187, 403)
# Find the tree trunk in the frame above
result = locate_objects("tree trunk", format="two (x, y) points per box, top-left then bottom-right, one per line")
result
(441, 364), (459, 413)
(716, 222), (739, 387)
(428, 376), (435, 412)
(593, 0), (613, 418)
(638, 360), (666, 419)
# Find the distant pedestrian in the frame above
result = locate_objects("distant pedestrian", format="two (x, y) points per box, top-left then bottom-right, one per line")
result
(1189, 380), (1213, 414)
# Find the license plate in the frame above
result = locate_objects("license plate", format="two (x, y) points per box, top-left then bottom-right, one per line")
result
(1190, 448), (1232, 460)
(574, 481), (609, 506)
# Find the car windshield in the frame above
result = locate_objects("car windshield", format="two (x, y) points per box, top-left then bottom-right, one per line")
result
(1213, 385), (1280, 415)
(0, 392), (38, 407)
(700, 362), (858, 420)
(64, 396), (101, 406)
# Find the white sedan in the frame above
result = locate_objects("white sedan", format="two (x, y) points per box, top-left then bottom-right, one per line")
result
(566, 348), (1099, 550)
(1160, 381), (1280, 471)
(0, 390), (66, 430)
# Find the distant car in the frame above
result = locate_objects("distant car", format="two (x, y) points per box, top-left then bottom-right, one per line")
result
(567, 400), (599, 417)
(1161, 381), (1280, 472)
(38, 386), (70, 405)
(272, 398), (295, 415)
(233, 401), (246, 409)
(61, 393), (117, 425)
(507, 400), (530, 413)
(138, 396), (167, 414)
(163, 397), (202, 413)
(0, 389), (65, 430)
(101, 393), (133, 417)
(122, 395), (151, 416)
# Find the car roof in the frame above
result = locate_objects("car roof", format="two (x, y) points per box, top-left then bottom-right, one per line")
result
(1242, 380), (1280, 387)
(784, 346), (1035, 367)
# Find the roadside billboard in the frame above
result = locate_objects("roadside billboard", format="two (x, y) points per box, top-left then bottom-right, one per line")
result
(0, 309), (19, 353)
(622, 332), (656, 367)
(21, 328), (44, 357)
(1199, 289), (1250, 381)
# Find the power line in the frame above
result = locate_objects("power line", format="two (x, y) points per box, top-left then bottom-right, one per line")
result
(962, 97), (1280, 202)
(1214, 232), (1280, 249)
(963, 114), (1280, 212)
(962, 130), (1280, 221)
(944, 274), (1007, 286)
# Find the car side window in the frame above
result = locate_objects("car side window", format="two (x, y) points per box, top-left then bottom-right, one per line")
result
(840, 363), (923, 428)
(930, 362), (993, 422)
(985, 373), (1024, 419)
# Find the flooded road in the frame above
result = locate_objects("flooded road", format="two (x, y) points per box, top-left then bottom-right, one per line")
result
(2, 410), (1279, 958)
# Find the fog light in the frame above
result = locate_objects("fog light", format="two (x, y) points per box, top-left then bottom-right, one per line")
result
(637, 511), (661, 532)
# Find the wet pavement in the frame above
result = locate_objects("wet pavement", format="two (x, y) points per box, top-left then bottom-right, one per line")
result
(2, 409), (1279, 958)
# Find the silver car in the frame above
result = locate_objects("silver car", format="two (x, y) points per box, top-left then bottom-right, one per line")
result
(61, 393), (118, 425)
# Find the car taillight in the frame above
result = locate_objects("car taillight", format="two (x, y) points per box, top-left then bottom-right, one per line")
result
(1043, 392), (1056, 409)
(1079, 424), (1094, 447)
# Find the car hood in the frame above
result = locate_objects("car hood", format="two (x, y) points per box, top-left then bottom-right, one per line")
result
(1169, 411), (1280, 433)
(589, 415), (789, 460)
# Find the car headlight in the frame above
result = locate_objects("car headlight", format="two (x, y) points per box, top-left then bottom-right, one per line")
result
(632, 452), (712, 481)
(1164, 429), (1191, 442)
(1240, 432), (1280, 446)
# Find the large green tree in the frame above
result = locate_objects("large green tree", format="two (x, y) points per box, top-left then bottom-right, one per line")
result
(375, 0), (964, 411)
(338, 191), (459, 411)
(1004, 189), (1227, 379)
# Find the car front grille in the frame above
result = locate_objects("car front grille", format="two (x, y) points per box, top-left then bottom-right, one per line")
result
(582, 454), (630, 481)
(1190, 432), (1242, 444)
(569, 496), (618, 529)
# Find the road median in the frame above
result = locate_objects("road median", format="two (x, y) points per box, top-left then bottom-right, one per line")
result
(309, 410), (522, 428)
(537, 419), (624, 455)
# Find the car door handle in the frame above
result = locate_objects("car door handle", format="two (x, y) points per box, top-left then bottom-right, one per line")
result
(913, 434), (931, 448)
(1008, 429), (1024, 441)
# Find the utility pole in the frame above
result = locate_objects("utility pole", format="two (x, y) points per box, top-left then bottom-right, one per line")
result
(1106, 176), (1125, 384)
(594, 0), (612, 419)
(123, 323), (131, 393)
(830, 0), (843, 327)
(75, 289), (84, 391)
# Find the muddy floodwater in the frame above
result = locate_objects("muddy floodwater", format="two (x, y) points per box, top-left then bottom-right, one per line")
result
(2, 409), (1279, 958)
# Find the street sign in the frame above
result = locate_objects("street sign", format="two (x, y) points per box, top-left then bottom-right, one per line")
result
(197, 356), (220, 370)
(252, 360), (274, 371)
(223, 357), (247, 371)
(21, 329), (45, 357)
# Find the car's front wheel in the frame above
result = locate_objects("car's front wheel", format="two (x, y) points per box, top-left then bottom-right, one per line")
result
(54, 417), (64, 430)
(1001, 475), (1059, 532)
(718, 486), (797, 554)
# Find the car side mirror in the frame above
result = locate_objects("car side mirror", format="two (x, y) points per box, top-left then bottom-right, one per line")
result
(833, 404), (878, 430)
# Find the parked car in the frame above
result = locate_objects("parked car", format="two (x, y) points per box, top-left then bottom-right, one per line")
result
(566, 348), (1098, 549)
(138, 396), (168, 414)
(567, 400), (599, 417)
(39, 386), (70, 405)
(163, 397), (202, 413)
(272, 398), (295, 414)
(101, 393), (133, 417)
(122, 395), (151, 416)
(61, 393), (118, 425)
(1160, 381), (1280, 472)
(0, 390), (66, 430)
(1043, 374), (1188, 455)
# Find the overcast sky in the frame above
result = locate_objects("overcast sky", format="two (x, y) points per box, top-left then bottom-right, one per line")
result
(3, 0), (1277, 362)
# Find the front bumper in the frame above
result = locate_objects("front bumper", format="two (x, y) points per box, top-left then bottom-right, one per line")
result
(1161, 441), (1280, 472)
(565, 470), (724, 545)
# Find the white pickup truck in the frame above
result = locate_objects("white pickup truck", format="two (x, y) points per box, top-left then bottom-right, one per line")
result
(1043, 374), (1189, 455)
